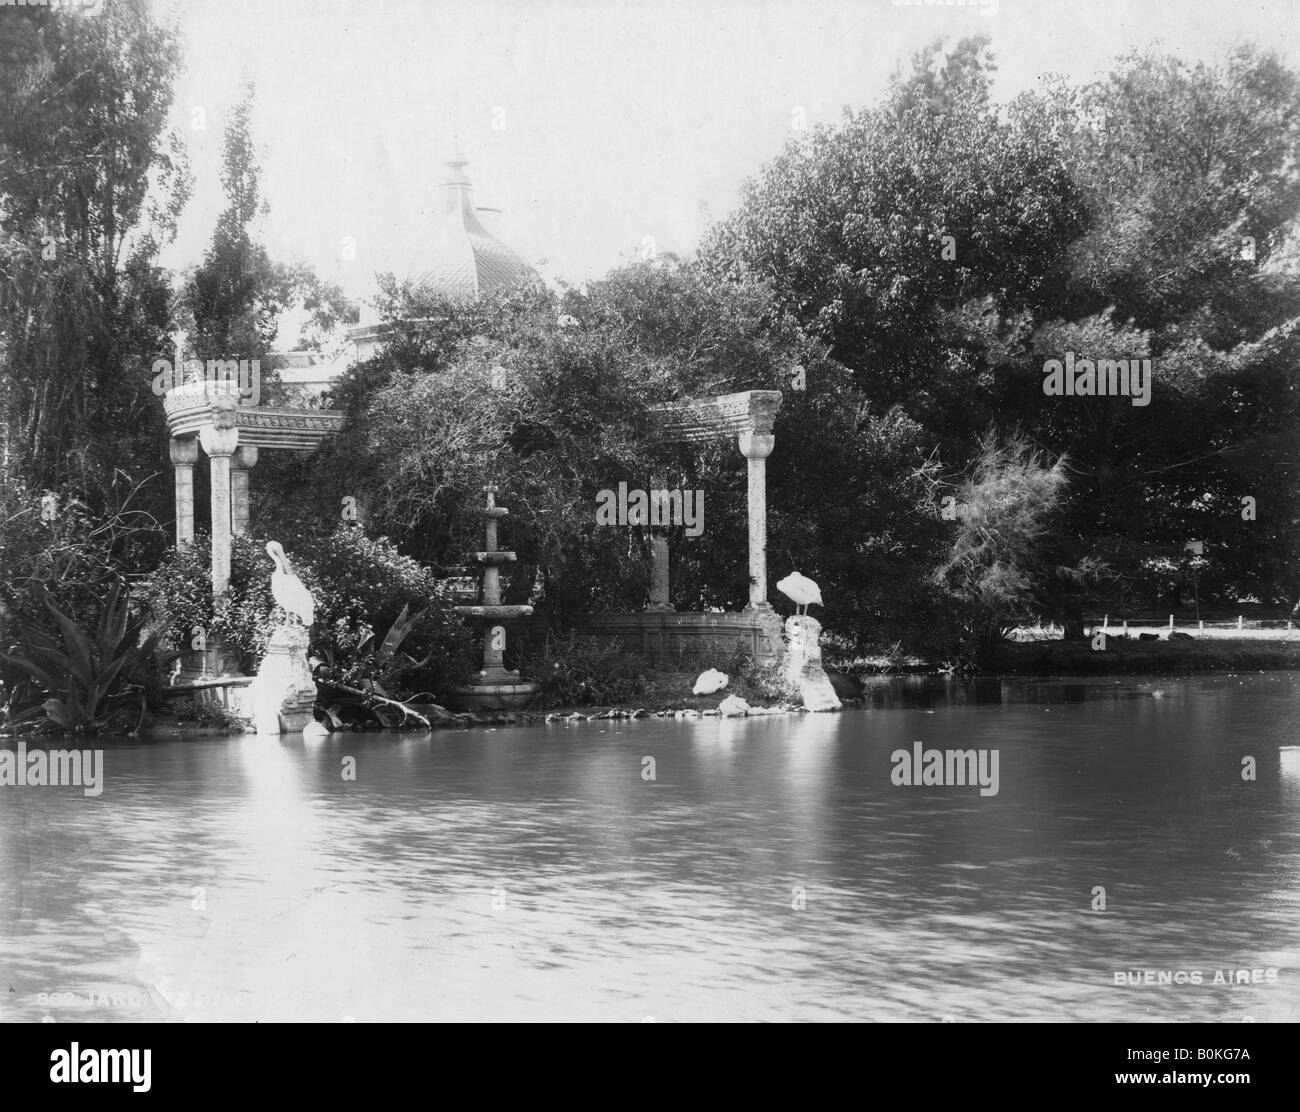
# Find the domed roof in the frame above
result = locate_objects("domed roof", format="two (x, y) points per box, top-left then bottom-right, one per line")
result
(407, 155), (537, 299)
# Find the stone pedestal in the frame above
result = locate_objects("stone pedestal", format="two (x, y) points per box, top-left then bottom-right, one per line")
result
(782, 615), (841, 712)
(247, 624), (317, 734)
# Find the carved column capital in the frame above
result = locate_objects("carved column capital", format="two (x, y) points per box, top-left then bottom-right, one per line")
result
(199, 424), (239, 457)
(737, 431), (775, 460)
(169, 437), (199, 466)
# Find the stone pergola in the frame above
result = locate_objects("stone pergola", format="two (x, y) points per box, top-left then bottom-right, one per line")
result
(163, 379), (788, 673)
(163, 382), (347, 600)
(584, 389), (787, 664)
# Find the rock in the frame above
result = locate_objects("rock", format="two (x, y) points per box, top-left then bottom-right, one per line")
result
(783, 615), (842, 712)
(692, 668), (729, 695)
(1169, 631), (1195, 640)
(1139, 632), (1159, 641)
(802, 676), (842, 712)
(718, 694), (750, 717)
(702, 709), (720, 717)
(826, 669), (864, 700)
(632, 709), (649, 718)
(302, 719), (329, 741)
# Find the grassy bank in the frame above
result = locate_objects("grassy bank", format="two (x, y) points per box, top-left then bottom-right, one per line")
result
(985, 636), (1300, 676)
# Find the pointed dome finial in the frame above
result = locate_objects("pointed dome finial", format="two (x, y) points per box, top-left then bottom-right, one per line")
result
(411, 144), (539, 299)
(442, 138), (473, 215)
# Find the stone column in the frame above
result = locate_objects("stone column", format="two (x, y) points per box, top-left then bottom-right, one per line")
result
(230, 444), (258, 537)
(647, 471), (674, 611)
(169, 437), (199, 547)
(738, 430), (775, 610)
(199, 400), (240, 598)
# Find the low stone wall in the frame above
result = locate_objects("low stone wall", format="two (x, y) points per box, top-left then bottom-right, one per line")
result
(579, 609), (784, 665)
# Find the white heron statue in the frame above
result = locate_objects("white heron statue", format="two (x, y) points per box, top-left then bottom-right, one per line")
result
(266, 541), (315, 627)
(777, 570), (822, 616)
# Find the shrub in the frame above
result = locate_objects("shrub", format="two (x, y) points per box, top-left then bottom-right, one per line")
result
(140, 527), (475, 699)
(1, 477), (164, 651)
(294, 528), (475, 696)
(733, 653), (801, 704)
(525, 633), (647, 709)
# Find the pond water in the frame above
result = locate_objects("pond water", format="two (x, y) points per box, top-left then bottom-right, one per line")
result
(2, 672), (1298, 1023)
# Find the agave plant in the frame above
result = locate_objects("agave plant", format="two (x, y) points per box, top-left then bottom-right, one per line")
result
(0, 581), (167, 734)
(312, 605), (432, 727)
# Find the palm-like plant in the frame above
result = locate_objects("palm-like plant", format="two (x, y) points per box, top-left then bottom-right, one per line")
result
(0, 581), (167, 734)
(312, 604), (433, 727)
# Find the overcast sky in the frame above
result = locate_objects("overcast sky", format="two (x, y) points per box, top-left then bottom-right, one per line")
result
(156, 0), (1300, 307)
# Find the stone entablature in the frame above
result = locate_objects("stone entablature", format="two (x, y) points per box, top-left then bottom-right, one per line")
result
(163, 385), (347, 452)
(650, 389), (782, 444)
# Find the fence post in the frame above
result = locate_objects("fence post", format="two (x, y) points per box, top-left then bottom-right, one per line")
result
(1237, 615), (1243, 630)
(1199, 620), (1204, 632)
(1169, 614), (1175, 630)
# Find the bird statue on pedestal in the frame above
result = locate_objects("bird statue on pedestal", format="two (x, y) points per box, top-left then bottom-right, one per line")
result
(777, 569), (822, 616)
(266, 541), (315, 627)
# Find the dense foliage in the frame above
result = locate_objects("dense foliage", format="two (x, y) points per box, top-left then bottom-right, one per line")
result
(3, 11), (1297, 681)
(140, 528), (475, 697)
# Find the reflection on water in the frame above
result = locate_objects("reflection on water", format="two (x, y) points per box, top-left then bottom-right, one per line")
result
(1, 672), (1298, 1022)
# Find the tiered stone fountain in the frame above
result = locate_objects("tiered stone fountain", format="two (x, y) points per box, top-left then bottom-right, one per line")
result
(448, 486), (539, 711)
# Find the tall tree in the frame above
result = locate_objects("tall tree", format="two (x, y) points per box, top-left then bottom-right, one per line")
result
(179, 83), (292, 362)
(0, 0), (189, 507)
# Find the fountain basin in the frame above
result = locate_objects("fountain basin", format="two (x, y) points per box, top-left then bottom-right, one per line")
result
(447, 679), (540, 712)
